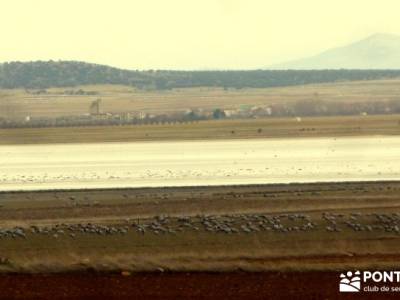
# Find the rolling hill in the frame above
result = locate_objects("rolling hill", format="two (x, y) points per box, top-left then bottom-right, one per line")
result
(1, 58), (400, 90)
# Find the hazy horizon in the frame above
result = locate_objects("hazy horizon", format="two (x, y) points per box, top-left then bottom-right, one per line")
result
(2, 0), (400, 70)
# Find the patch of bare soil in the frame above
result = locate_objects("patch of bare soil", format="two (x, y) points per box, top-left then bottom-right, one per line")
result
(0, 272), (397, 300)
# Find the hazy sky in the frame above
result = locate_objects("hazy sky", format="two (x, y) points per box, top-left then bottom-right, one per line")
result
(1, 0), (400, 70)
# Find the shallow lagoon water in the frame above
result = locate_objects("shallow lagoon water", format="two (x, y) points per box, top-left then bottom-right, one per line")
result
(1, 136), (399, 191)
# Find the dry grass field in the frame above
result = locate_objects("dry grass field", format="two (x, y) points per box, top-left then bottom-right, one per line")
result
(1, 114), (400, 144)
(1, 79), (400, 119)
(1, 181), (400, 273)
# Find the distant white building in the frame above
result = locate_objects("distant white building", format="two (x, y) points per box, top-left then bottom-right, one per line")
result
(224, 109), (238, 117)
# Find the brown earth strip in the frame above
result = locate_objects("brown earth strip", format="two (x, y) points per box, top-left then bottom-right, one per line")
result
(0, 272), (396, 300)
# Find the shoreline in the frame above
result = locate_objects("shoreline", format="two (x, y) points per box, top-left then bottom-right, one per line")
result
(1, 179), (400, 194)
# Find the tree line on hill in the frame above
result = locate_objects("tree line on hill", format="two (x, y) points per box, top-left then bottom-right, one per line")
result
(1, 61), (400, 90)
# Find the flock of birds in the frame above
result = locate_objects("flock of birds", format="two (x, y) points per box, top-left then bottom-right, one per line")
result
(0, 162), (395, 189)
(0, 169), (263, 185)
(1, 138), (399, 192)
(1, 212), (400, 240)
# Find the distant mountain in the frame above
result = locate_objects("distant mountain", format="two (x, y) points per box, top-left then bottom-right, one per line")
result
(2, 60), (400, 90)
(269, 33), (400, 70)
